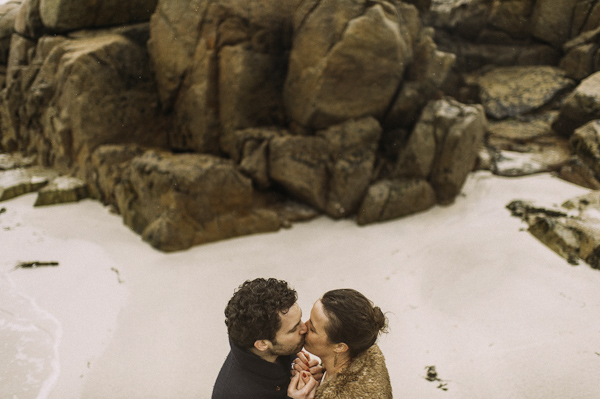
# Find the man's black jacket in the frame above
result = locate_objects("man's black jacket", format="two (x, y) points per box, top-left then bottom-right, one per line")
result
(212, 340), (293, 398)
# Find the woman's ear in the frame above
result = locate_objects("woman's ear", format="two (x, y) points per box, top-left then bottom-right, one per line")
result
(334, 342), (349, 354)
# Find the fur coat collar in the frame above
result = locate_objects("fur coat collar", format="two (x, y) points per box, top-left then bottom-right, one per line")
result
(316, 344), (392, 399)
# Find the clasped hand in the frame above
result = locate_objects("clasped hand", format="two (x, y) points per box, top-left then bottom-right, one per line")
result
(287, 351), (323, 399)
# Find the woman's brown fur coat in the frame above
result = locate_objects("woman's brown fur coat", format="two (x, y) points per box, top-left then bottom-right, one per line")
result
(315, 344), (392, 399)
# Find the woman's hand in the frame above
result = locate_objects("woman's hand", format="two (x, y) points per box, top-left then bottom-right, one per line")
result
(288, 371), (318, 399)
(292, 351), (325, 381)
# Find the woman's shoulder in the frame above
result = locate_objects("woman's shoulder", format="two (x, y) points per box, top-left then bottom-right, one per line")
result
(316, 344), (392, 399)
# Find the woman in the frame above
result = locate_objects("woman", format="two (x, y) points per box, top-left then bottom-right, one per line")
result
(288, 289), (392, 398)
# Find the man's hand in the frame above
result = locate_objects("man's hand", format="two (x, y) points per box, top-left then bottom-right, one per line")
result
(292, 351), (324, 382)
(287, 371), (318, 399)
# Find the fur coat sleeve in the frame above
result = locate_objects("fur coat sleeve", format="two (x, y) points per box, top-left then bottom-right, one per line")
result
(315, 344), (392, 399)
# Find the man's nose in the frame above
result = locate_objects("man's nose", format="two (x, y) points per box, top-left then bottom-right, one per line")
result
(300, 321), (308, 334)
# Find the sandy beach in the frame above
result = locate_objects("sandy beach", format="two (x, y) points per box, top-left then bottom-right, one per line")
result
(2, 170), (600, 399)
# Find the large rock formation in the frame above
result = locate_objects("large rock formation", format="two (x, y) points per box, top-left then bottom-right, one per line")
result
(6, 0), (600, 252)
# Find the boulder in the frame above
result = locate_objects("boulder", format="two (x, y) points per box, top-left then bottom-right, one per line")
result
(0, 153), (35, 170)
(384, 27), (456, 130)
(531, 0), (578, 48)
(284, 0), (416, 129)
(410, 97), (486, 204)
(34, 175), (88, 206)
(87, 144), (147, 206)
(558, 157), (600, 190)
(15, 0), (43, 39)
(39, 0), (158, 32)
(0, 1), (21, 64)
(485, 112), (571, 176)
(232, 127), (285, 189)
(218, 44), (286, 156)
(357, 178), (436, 225)
(423, 0), (490, 40)
(269, 117), (381, 218)
(2, 31), (168, 173)
(434, 30), (560, 73)
(488, 0), (535, 40)
(114, 149), (280, 251)
(569, 120), (600, 177)
(553, 72), (600, 136)
(477, 66), (575, 120)
(507, 195), (600, 269)
(491, 146), (570, 177)
(560, 27), (600, 81)
(0, 166), (58, 201)
(148, 0), (299, 154)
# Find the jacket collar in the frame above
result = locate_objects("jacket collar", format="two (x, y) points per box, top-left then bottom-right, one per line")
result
(229, 340), (293, 379)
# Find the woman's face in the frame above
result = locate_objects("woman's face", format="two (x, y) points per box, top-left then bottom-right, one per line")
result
(304, 299), (336, 357)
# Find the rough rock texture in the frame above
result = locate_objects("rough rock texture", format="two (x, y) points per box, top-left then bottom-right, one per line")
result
(560, 27), (600, 81)
(553, 72), (600, 136)
(269, 117), (381, 218)
(148, 0), (300, 154)
(1, 28), (168, 173)
(15, 0), (43, 39)
(0, 166), (58, 201)
(113, 149), (281, 251)
(507, 193), (600, 270)
(530, 0), (579, 48)
(34, 175), (87, 206)
(284, 0), (417, 129)
(357, 178), (436, 225)
(39, 0), (158, 33)
(569, 120), (600, 178)
(0, 153), (35, 170)
(393, 97), (486, 204)
(87, 144), (147, 207)
(0, 1), (21, 65)
(476, 66), (574, 120)
(425, 0), (560, 76)
(483, 112), (572, 177)
(8, 0), (597, 251)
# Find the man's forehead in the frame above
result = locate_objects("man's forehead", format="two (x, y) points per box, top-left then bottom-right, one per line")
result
(279, 302), (301, 326)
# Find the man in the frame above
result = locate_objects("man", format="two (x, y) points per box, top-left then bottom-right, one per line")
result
(212, 278), (319, 398)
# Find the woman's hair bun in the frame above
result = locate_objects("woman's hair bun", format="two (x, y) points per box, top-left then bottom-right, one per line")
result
(373, 306), (389, 334)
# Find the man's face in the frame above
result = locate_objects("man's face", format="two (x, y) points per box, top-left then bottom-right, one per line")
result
(268, 302), (307, 357)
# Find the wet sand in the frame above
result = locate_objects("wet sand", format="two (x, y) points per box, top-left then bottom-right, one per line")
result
(2, 171), (600, 398)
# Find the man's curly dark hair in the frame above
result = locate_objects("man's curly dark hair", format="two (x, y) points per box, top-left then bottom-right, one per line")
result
(225, 278), (297, 348)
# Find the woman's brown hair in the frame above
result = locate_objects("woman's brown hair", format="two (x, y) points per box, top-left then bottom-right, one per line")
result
(320, 288), (388, 358)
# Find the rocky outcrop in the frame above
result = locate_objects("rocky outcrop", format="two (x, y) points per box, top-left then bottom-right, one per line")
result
(113, 149), (281, 251)
(391, 97), (486, 204)
(476, 66), (574, 120)
(269, 117), (381, 218)
(357, 179), (436, 225)
(1, 27), (168, 172)
(0, 165), (57, 200)
(0, 1), (20, 65)
(148, 0), (300, 155)
(34, 175), (87, 206)
(553, 72), (600, 136)
(11, 0), (600, 251)
(283, 0), (417, 130)
(39, 0), (157, 33)
(568, 120), (600, 185)
(507, 193), (600, 270)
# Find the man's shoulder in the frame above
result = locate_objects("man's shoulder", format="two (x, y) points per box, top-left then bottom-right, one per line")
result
(212, 349), (292, 399)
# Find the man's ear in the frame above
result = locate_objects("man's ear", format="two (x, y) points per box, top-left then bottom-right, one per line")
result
(254, 339), (270, 352)
(334, 342), (349, 354)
